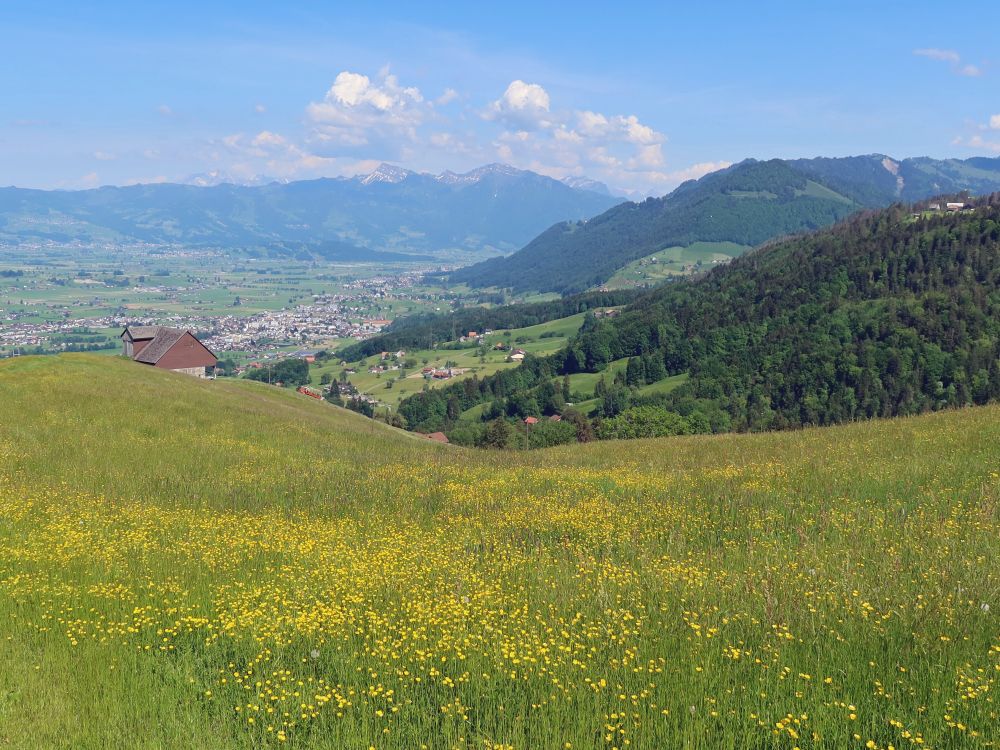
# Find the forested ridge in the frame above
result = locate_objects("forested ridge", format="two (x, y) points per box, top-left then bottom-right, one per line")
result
(450, 160), (862, 294)
(399, 195), (1000, 440)
(450, 155), (1000, 295)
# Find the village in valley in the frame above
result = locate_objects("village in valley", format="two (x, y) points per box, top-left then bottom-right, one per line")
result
(0, 241), (580, 416)
(0, 243), (437, 344)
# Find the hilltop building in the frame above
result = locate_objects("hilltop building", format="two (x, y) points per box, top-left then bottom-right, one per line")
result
(120, 325), (217, 378)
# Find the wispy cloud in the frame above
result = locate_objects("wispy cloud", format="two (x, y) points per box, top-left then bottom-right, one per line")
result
(665, 161), (732, 183)
(966, 135), (1000, 152)
(913, 48), (983, 77)
(914, 48), (960, 63)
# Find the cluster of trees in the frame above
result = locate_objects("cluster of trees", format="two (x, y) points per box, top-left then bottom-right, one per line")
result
(398, 195), (1000, 441)
(448, 416), (579, 450)
(338, 289), (641, 361)
(396, 358), (570, 433)
(244, 358), (310, 387)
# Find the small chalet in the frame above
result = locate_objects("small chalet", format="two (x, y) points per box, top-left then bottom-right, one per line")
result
(424, 432), (450, 444)
(120, 325), (217, 378)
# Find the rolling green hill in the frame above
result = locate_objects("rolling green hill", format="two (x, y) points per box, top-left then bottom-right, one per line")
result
(450, 154), (1000, 294)
(1, 354), (999, 748)
(400, 194), (1000, 438)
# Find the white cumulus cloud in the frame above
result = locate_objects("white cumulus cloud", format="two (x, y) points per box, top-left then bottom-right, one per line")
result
(484, 79), (669, 193)
(307, 70), (428, 147)
(485, 80), (553, 130)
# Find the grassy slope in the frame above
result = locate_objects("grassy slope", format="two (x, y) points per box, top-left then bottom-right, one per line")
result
(316, 313), (589, 408)
(1, 355), (999, 748)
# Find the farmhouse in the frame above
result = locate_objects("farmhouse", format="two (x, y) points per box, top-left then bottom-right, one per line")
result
(120, 325), (217, 378)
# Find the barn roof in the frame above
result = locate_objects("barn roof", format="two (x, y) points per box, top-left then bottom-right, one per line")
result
(122, 325), (164, 340)
(133, 327), (188, 364)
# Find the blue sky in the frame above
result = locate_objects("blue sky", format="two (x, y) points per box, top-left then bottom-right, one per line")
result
(1, 1), (998, 194)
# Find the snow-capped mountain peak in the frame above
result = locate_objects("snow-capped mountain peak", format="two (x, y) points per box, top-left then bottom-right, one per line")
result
(560, 175), (612, 196)
(359, 163), (414, 185)
(435, 163), (526, 185)
(184, 171), (285, 187)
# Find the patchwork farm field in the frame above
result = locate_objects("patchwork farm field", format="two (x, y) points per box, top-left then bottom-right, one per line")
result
(0, 355), (998, 749)
(317, 313), (590, 409)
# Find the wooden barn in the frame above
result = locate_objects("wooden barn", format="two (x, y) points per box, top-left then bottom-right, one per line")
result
(120, 325), (217, 378)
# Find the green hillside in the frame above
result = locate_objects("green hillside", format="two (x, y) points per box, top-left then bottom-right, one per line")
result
(450, 154), (1000, 294)
(1, 354), (999, 748)
(399, 195), (1000, 440)
(450, 159), (863, 294)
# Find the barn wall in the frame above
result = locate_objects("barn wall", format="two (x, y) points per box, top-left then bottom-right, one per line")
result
(170, 366), (208, 378)
(154, 332), (216, 370)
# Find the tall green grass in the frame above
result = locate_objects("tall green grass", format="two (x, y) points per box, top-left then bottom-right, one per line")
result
(0, 354), (996, 749)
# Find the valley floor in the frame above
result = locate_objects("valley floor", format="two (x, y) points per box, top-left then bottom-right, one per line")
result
(0, 355), (997, 748)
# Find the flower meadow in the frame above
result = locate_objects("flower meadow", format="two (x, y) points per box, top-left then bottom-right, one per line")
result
(0, 355), (998, 749)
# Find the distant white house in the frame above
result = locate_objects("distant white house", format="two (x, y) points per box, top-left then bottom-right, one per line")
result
(946, 202), (966, 211)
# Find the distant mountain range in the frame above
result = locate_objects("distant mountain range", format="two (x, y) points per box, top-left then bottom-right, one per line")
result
(449, 154), (1000, 294)
(0, 163), (618, 260)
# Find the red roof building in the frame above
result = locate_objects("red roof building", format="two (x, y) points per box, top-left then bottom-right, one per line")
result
(523, 416), (539, 425)
(425, 432), (450, 443)
(120, 326), (217, 378)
